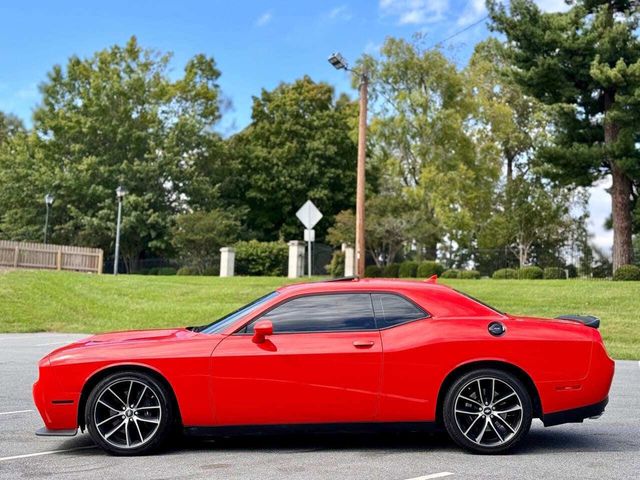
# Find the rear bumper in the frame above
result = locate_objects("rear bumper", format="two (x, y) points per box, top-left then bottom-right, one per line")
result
(542, 396), (608, 427)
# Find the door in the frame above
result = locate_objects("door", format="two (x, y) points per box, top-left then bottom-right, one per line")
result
(211, 293), (382, 426)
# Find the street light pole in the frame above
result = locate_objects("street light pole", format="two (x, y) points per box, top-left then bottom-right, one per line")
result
(43, 194), (54, 244)
(114, 186), (126, 275)
(328, 52), (367, 277)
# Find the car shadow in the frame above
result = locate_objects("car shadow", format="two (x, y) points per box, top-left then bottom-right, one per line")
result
(54, 423), (638, 457)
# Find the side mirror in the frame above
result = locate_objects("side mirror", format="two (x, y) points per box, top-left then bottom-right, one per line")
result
(252, 320), (273, 344)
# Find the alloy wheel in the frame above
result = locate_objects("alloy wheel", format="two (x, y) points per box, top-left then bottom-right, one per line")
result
(453, 377), (523, 447)
(93, 379), (163, 449)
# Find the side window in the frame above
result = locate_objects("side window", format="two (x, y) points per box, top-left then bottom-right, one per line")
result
(246, 293), (375, 333)
(371, 293), (426, 328)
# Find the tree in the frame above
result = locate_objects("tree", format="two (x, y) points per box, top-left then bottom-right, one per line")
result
(223, 76), (358, 241)
(0, 112), (24, 145)
(489, 0), (640, 270)
(358, 37), (500, 258)
(0, 37), (225, 269)
(171, 210), (241, 273)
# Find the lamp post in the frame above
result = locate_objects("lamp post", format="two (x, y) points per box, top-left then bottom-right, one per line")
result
(113, 186), (126, 275)
(328, 52), (368, 277)
(43, 193), (54, 244)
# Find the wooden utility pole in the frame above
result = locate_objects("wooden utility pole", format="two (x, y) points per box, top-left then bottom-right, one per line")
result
(355, 72), (368, 277)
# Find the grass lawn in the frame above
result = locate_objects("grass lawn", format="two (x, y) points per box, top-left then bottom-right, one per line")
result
(0, 271), (638, 359)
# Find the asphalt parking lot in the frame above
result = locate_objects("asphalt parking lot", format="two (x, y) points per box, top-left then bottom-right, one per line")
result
(0, 333), (638, 480)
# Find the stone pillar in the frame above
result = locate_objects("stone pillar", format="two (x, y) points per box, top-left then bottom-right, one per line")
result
(344, 246), (356, 277)
(220, 247), (235, 277)
(288, 241), (306, 278)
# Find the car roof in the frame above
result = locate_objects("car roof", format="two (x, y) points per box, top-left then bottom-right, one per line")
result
(276, 277), (450, 296)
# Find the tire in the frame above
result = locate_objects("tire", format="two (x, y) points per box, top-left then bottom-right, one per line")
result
(442, 368), (532, 454)
(85, 371), (174, 456)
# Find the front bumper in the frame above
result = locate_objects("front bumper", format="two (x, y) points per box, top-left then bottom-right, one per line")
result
(542, 396), (609, 427)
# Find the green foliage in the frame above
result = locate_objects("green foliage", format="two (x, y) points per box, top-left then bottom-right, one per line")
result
(364, 265), (383, 278)
(157, 267), (177, 276)
(234, 240), (288, 276)
(383, 263), (400, 278)
(492, 268), (518, 279)
(613, 265), (640, 281)
(417, 261), (444, 278)
(489, 0), (640, 267)
(176, 266), (198, 276)
(398, 261), (419, 278)
(223, 76), (357, 241)
(459, 270), (481, 279)
(441, 269), (461, 279)
(544, 267), (566, 280)
(0, 37), (225, 269)
(172, 210), (241, 274)
(0, 112), (24, 146)
(518, 266), (543, 280)
(328, 250), (345, 278)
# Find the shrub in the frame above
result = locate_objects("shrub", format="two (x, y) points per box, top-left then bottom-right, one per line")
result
(518, 266), (543, 280)
(201, 266), (219, 276)
(613, 264), (640, 281)
(136, 268), (149, 275)
(328, 251), (345, 278)
(417, 261), (444, 278)
(441, 269), (460, 279)
(399, 261), (419, 278)
(492, 268), (517, 279)
(176, 266), (198, 276)
(459, 270), (481, 279)
(235, 240), (288, 276)
(157, 267), (177, 276)
(364, 265), (383, 278)
(383, 263), (400, 278)
(147, 267), (159, 276)
(544, 267), (566, 279)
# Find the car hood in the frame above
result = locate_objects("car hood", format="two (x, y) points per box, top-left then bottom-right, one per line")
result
(81, 328), (189, 345)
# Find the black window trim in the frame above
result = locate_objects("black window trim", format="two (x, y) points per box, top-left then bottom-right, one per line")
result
(232, 290), (431, 336)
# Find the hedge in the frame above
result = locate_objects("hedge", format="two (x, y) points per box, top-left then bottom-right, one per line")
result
(492, 268), (517, 279)
(364, 265), (383, 278)
(399, 261), (419, 278)
(518, 266), (543, 280)
(417, 261), (444, 278)
(383, 263), (400, 278)
(543, 267), (566, 279)
(613, 264), (640, 281)
(441, 269), (460, 279)
(328, 251), (345, 278)
(234, 240), (288, 276)
(459, 270), (481, 279)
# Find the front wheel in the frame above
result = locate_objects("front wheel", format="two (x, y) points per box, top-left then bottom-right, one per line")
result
(443, 368), (532, 454)
(85, 371), (174, 455)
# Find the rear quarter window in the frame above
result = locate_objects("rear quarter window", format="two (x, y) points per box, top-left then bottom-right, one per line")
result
(371, 293), (427, 328)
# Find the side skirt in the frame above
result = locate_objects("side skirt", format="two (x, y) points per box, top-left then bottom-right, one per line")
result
(184, 421), (440, 438)
(542, 397), (609, 427)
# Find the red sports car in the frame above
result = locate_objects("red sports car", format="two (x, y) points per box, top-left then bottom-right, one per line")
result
(33, 277), (614, 455)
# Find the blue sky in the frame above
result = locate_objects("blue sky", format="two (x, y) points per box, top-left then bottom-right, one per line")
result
(0, 0), (610, 251)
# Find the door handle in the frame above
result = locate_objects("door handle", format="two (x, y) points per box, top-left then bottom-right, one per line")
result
(353, 340), (375, 348)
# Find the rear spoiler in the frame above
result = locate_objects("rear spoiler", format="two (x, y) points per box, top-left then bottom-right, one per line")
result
(555, 315), (600, 329)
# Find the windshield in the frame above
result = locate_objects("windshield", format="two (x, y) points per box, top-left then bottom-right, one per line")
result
(197, 291), (279, 334)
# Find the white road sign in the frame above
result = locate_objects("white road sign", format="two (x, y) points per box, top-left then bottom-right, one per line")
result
(296, 200), (323, 230)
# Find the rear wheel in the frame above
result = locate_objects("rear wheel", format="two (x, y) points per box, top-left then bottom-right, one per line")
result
(85, 371), (174, 455)
(443, 368), (532, 454)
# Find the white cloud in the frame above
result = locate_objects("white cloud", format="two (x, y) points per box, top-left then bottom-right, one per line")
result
(534, 0), (571, 13)
(255, 11), (273, 27)
(457, 0), (486, 26)
(328, 5), (353, 21)
(15, 83), (38, 100)
(379, 0), (449, 25)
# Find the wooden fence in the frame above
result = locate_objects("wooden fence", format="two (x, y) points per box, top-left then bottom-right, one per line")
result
(0, 240), (103, 274)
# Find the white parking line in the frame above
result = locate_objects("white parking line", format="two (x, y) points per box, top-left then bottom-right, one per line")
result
(0, 409), (33, 416)
(35, 341), (70, 346)
(0, 445), (96, 462)
(405, 473), (454, 480)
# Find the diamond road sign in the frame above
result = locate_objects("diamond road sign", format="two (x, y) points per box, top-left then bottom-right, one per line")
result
(296, 200), (323, 230)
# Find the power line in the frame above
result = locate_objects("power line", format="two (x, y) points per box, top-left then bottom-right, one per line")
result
(428, 15), (490, 49)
